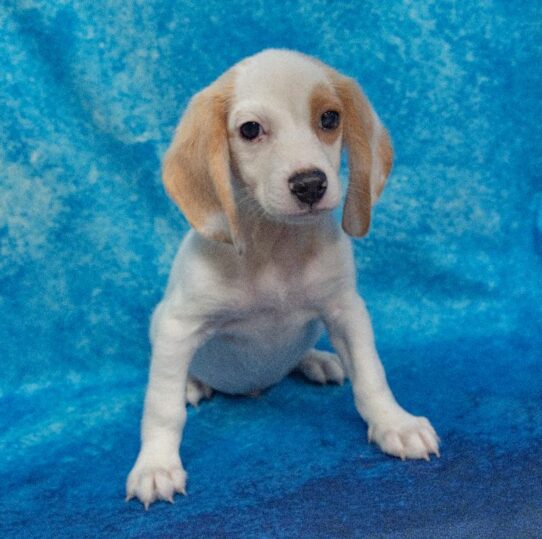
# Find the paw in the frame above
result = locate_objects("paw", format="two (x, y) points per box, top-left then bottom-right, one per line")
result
(296, 350), (346, 385)
(186, 376), (213, 406)
(126, 454), (187, 509)
(368, 413), (440, 461)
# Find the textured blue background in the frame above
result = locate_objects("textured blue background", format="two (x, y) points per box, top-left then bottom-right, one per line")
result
(1, 1), (541, 537)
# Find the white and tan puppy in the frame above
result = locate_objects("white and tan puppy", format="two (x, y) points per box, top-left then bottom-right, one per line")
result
(126, 49), (439, 508)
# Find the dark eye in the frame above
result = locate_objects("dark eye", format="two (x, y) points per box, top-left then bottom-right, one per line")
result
(320, 110), (340, 130)
(240, 121), (261, 140)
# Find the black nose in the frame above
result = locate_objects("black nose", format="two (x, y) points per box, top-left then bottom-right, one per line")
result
(288, 169), (327, 206)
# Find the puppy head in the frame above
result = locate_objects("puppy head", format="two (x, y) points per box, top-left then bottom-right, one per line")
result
(163, 49), (393, 248)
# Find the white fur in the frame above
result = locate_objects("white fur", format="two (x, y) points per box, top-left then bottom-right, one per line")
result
(126, 50), (439, 508)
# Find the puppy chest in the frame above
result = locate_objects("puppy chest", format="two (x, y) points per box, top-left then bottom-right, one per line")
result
(218, 301), (315, 343)
(239, 265), (322, 310)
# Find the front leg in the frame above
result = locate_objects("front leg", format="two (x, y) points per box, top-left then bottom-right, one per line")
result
(322, 293), (440, 460)
(126, 306), (206, 508)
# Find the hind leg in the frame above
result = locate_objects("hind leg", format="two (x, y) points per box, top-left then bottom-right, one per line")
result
(295, 349), (346, 385)
(186, 375), (213, 406)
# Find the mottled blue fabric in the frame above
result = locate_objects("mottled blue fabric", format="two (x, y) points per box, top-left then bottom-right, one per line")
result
(1, 1), (541, 537)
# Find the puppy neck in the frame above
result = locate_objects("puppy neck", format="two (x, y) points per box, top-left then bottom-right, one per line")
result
(236, 201), (338, 266)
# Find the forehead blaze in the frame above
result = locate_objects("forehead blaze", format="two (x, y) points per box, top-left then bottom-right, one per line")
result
(310, 84), (343, 145)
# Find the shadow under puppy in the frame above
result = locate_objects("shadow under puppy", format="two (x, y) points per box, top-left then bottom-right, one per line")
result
(127, 49), (440, 508)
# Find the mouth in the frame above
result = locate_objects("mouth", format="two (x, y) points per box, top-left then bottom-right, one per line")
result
(241, 187), (338, 225)
(271, 205), (333, 224)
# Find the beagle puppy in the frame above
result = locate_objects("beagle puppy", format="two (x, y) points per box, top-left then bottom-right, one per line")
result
(126, 49), (439, 508)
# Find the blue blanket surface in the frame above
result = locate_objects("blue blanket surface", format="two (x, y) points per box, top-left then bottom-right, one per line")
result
(1, 1), (541, 537)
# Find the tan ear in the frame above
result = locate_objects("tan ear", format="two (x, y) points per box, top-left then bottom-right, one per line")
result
(163, 72), (243, 251)
(331, 73), (393, 237)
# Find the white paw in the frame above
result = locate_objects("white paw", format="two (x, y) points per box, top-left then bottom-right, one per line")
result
(296, 350), (346, 385)
(126, 454), (187, 509)
(368, 413), (440, 460)
(186, 376), (213, 406)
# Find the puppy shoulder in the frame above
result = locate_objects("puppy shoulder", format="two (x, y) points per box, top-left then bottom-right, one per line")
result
(303, 220), (356, 289)
(163, 230), (241, 301)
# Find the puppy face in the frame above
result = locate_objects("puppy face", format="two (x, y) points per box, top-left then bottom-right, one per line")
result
(228, 52), (343, 222)
(163, 49), (393, 249)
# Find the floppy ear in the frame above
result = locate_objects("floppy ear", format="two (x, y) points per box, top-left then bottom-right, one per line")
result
(331, 74), (393, 237)
(162, 73), (243, 251)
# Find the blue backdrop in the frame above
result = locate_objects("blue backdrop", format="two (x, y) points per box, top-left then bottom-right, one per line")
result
(1, 1), (541, 536)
